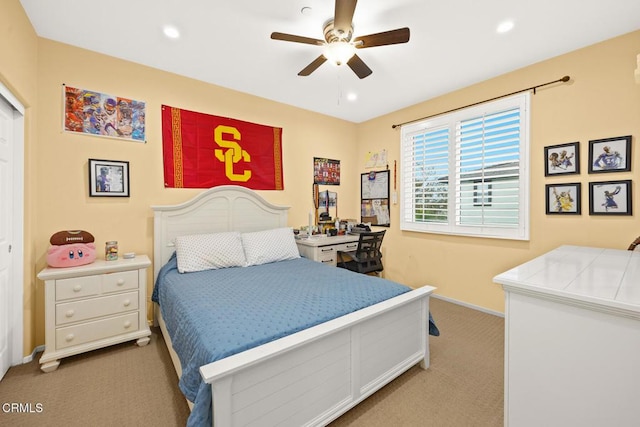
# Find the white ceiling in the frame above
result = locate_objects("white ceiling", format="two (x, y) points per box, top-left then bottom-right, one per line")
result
(19, 0), (640, 123)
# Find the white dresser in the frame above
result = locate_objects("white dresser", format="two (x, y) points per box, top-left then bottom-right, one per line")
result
(295, 234), (360, 266)
(37, 255), (152, 372)
(493, 245), (640, 427)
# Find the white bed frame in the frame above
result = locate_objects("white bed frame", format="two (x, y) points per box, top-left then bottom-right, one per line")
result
(152, 185), (435, 426)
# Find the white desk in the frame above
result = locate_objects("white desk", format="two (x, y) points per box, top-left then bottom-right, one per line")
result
(295, 234), (360, 267)
(493, 245), (640, 427)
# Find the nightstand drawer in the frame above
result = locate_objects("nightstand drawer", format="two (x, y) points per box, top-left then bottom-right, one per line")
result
(56, 312), (139, 349)
(55, 291), (139, 326)
(56, 276), (101, 301)
(102, 270), (139, 293)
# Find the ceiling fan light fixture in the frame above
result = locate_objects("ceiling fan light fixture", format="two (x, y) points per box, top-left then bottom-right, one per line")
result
(323, 41), (356, 66)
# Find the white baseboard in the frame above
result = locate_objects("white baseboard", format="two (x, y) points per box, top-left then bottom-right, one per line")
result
(23, 345), (45, 364)
(432, 294), (504, 318)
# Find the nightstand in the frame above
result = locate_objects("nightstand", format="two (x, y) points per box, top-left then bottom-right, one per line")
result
(37, 255), (152, 372)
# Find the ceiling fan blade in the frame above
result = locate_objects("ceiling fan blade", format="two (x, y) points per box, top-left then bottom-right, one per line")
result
(334, 0), (357, 34)
(347, 54), (372, 79)
(271, 32), (324, 46)
(298, 55), (328, 76)
(354, 27), (410, 48)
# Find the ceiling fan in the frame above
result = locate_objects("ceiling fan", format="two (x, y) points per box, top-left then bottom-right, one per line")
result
(271, 0), (410, 79)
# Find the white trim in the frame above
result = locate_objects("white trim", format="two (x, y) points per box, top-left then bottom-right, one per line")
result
(0, 80), (25, 366)
(0, 82), (24, 115)
(400, 93), (530, 241)
(23, 345), (45, 364)
(431, 294), (504, 318)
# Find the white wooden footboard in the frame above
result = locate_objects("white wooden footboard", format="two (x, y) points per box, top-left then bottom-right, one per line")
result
(199, 286), (435, 426)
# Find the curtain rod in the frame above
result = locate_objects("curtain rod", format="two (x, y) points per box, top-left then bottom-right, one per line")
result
(391, 75), (570, 129)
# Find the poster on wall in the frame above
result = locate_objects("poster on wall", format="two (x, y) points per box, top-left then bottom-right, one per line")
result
(314, 158), (340, 185)
(63, 85), (146, 142)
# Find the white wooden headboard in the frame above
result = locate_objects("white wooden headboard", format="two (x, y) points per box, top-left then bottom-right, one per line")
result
(151, 185), (290, 280)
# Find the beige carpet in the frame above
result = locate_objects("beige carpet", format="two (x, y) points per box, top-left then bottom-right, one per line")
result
(0, 297), (504, 427)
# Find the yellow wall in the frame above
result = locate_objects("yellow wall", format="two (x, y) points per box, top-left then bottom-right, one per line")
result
(358, 30), (640, 312)
(3, 0), (639, 355)
(32, 39), (360, 349)
(0, 0), (38, 357)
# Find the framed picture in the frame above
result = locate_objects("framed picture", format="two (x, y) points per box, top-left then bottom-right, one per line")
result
(589, 180), (632, 215)
(588, 135), (632, 173)
(544, 142), (579, 176)
(545, 183), (581, 214)
(88, 159), (130, 197)
(313, 157), (340, 185)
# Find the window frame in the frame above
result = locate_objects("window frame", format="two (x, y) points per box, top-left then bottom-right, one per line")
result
(400, 93), (530, 240)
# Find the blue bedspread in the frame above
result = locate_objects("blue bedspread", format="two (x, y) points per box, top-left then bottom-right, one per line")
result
(152, 254), (436, 426)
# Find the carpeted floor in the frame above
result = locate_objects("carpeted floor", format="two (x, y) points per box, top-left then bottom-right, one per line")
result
(0, 297), (504, 427)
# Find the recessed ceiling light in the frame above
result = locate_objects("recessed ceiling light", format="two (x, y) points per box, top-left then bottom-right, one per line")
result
(496, 20), (514, 34)
(163, 25), (181, 39)
(346, 92), (357, 102)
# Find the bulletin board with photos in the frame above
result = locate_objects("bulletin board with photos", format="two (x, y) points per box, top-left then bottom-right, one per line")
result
(360, 170), (390, 226)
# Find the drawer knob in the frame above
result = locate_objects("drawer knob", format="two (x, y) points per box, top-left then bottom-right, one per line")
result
(65, 333), (75, 342)
(116, 278), (125, 286)
(65, 309), (75, 318)
(123, 320), (132, 329)
(73, 285), (82, 292)
(123, 299), (131, 307)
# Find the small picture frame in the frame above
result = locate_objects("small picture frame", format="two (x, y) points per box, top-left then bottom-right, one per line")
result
(589, 180), (632, 215)
(588, 135), (632, 173)
(544, 142), (580, 176)
(88, 158), (130, 197)
(545, 183), (581, 215)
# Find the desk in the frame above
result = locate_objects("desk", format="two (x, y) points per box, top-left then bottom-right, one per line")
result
(493, 245), (640, 427)
(295, 234), (360, 266)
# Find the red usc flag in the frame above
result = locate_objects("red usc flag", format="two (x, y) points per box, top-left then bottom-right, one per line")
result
(161, 105), (283, 190)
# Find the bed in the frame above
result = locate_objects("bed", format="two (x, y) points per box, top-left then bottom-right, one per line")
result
(151, 185), (436, 426)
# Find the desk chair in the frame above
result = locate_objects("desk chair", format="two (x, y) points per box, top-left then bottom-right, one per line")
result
(337, 230), (386, 276)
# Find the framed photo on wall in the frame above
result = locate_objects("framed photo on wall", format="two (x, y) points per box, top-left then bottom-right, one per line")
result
(545, 183), (581, 214)
(544, 142), (580, 176)
(588, 180), (632, 215)
(88, 158), (130, 197)
(313, 157), (340, 185)
(588, 135), (632, 173)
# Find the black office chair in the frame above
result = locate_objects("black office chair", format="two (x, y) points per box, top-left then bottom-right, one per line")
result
(337, 230), (386, 276)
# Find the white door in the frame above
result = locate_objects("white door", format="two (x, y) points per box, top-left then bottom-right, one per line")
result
(0, 95), (14, 380)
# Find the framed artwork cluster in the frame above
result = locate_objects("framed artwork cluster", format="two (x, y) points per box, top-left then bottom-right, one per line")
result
(544, 135), (632, 216)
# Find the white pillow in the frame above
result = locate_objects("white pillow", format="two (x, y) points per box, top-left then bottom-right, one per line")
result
(241, 227), (300, 266)
(174, 232), (246, 273)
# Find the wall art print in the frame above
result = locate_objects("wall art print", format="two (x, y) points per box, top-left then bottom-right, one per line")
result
(545, 183), (581, 215)
(588, 135), (631, 173)
(314, 158), (340, 185)
(588, 180), (632, 215)
(64, 85), (146, 142)
(544, 142), (579, 176)
(88, 158), (130, 197)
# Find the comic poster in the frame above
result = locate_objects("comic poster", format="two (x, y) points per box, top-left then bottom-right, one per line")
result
(63, 85), (146, 142)
(313, 157), (340, 185)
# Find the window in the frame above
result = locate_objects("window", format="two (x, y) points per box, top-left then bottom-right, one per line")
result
(400, 93), (530, 240)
